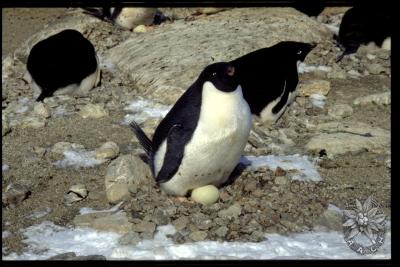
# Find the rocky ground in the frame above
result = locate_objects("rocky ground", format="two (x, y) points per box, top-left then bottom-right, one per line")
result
(2, 7), (390, 257)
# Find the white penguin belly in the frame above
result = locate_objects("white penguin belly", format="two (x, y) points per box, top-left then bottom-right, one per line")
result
(157, 82), (252, 196)
(259, 80), (291, 123)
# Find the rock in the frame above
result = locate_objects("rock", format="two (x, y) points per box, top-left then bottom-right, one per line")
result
(104, 154), (152, 203)
(191, 185), (219, 205)
(274, 176), (289, 185)
(366, 63), (386, 75)
(2, 183), (31, 208)
(133, 25), (147, 33)
(353, 92), (390, 106)
(2, 119), (11, 136)
(118, 232), (141, 246)
(315, 205), (343, 231)
(274, 166), (286, 176)
(215, 226), (229, 238)
(298, 80), (331, 97)
(95, 141), (120, 160)
(106, 7), (327, 104)
(33, 102), (50, 118)
(16, 116), (46, 129)
(306, 122), (390, 158)
(152, 208), (170, 226)
(328, 104), (353, 119)
(189, 230), (207, 242)
(51, 142), (85, 155)
(47, 252), (106, 260)
(218, 204), (242, 219)
(172, 216), (189, 231)
(91, 212), (133, 234)
(309, 94), (327, 108)
(347, 69), (361, 78)
(78, 104), (108, 119)
(131, 220), (156, 234)
(249, 231), (266, 242)
(385, 157), (391, 169)
(64, 184), (88, 206)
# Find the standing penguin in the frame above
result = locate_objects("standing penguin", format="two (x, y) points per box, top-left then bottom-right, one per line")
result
(83, 7), (157, 29)
(26, 29), (100, 102)
(130, 62), (252, 196)
(335, 6), (391, 62)
(231, 41), (316, 123)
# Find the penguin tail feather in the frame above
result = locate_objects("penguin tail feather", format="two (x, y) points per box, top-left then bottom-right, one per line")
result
(129, 120), (153, 158)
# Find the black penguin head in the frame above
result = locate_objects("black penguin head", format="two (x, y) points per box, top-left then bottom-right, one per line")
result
(199, 62), (239, 92)
(275, 41), (317, 62)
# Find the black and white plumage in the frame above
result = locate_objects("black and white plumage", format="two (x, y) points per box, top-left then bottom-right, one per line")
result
(231, 41), (316, 123)
(83, 7), (157, 29)
(335, 6), (391, 62)
(26, 29), (100, 102)
(130, 62), (252, 196)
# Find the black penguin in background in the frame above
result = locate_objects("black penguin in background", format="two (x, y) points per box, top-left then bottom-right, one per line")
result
(230, 41), (316, 123)
(26, 29), (100, 102)
(130, 62), (252, 196)
(335, 6), (391, 62)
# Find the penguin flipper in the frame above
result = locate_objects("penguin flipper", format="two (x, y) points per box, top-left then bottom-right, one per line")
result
(129, 120), (153, 158)
(156, 124), (188, 184)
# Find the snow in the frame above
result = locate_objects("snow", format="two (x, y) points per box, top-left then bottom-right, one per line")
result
(240, 154), (322, 181)
(3, 222), (390, 260)
(309, 94), (327, 108)
(322, 23), (340, 35)
(79, 202), (124, 215)
(53, 149), (105, 168)
(2, 231), (11, 239)
(298, 63), (332, 74)
(2, 164), (10, 172)
(122, 98), (171, 124)
(26, 207), (52, 219)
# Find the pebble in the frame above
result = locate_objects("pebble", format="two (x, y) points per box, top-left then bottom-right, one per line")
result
(274, 176), (289, 185)
(218, 204), (242, 219)
(64, 184), (88, 206)
(132, 220), (156, 234)
(51, 142), (85, 155)
(118, 232), (141, 246)
(78, 103), (108, 119)
(15, 116), (46, 129)
(33, 102), (50, 118)
(2, 183), (31, 208)
(215, 226), (229, 238)
(298, 80), (331, 97)
(366, 63), (386, 75)
(353, 92), (390, 106)
(152, 208), (170, 226)
(172, 216), (189, 231)
(274, 166), (286, 177)
(95, 141), (120, 160)
(189, 230), (207, 241)
(92, 212), (133, 234)
(328, 104), (353, 119)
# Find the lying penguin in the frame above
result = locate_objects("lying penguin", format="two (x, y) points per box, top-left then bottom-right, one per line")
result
(130, 62), (252, 196)
(83, 7), (157, 29)
(231, 41), (316, 124)
(26, 29), (100, 102)
(335, 6), (391, 62)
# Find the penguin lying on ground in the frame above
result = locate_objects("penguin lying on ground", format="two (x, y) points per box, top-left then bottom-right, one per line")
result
(335, 6), (391, 62)
(230, 41), (316, 124)
(26, 29), (100, 102)
(83, 7), (157, 29)
(130, 62), (252, 196)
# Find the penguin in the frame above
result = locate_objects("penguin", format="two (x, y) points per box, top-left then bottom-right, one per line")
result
(129, 62), (252, 196)
(293, 0), (326, 17)
(83, 7), (157, 29)
(26, 29), (100, 102)
(230, 41), (316, 123)
(335, 6), (391, 62)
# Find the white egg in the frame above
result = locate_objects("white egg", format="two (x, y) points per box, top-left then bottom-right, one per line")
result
(191, 185), (219, 205)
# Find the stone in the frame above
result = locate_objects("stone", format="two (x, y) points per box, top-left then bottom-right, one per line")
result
(315, 207), (343, 231)
(218, 204), (242, 219)
(95, 141), (120, 160)
(249, 231), (266, 242)
(328, 104), (353, 119)
(104, 154), (153, 203)
(172, 216), (189, 231)
(298, 80), (331, 97)
(2, 183), (31, 208)
(274, 166), (286, 176)
(189, 230), (207, 242)
(215, 226), (229, 238)
(106, 7), (327, 104)
(274, 176), (289, 185)
(305, 122), (390, 158)
(17, 116), (46, 129)
(64, 184), (88, 206)
(47, 252), (106, 260)
(51, 142), (85, 155)
(366, 63), (386, 75)
(33, 102), (50, 118)
(131, 220), (156, 234)
(353, 92), (390, 106)
(118, 232), (141, 246)
(133, 25), (147, 33)
(152, 208), (170, 226)
(78, 104), (108, 119)
(90, 212), (133, 234)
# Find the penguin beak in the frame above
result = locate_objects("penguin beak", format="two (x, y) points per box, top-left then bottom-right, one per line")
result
(226, 66), (235, 76)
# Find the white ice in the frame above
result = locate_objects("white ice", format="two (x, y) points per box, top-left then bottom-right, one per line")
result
(53, 149), (105, 168)
(122, 98), (171, 124)
(322, 23), (340, 35)
(2, 164), (10, 172)
(240, 154), (322, 181)
(309, 94), (327, 108)
(298, 63), (332, 74)
(26, 207), (52, 219)
(3, 222), (390, 260)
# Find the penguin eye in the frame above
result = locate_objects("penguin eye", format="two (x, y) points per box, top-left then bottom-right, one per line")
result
(297, 50), (302, 55)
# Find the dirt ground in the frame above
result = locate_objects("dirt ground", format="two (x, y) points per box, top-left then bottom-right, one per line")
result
(2, 8), (391, 256)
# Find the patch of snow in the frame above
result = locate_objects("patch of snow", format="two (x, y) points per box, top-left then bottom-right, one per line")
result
(310, 94), (326, 108)
(26, 207), (52, 219)
(79, 202), (124, 215)
(3, 231), (11, 239)
(122, 98), (171, 124)
(53, 149), (105, 168)
(2, 164), (10, 172)
(322, 23), (339, 35)
(52, 106), (72, 117)
(328, 204), (343, 213)
(240, 154), (322, 181)
(298, 63), (332, 74)
(3, 222), (390, 260)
